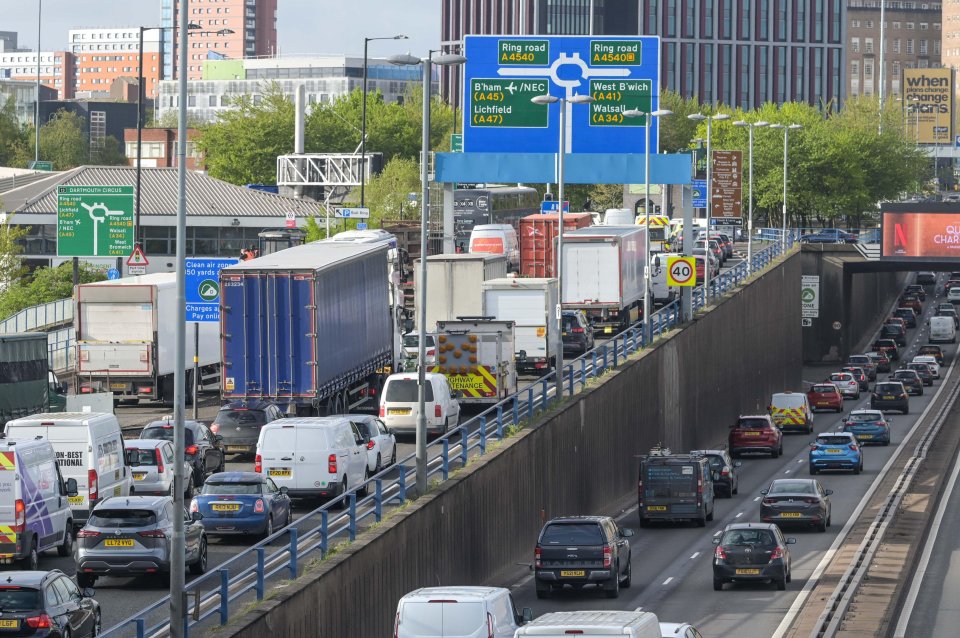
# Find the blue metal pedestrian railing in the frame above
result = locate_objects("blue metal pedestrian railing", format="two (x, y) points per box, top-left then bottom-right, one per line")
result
(100, 237), (795, 638)
(0, 298), (73, 334)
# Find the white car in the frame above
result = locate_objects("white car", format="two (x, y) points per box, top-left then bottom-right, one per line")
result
(380, 373), (461, 436)
(828, 372), (860, 399)
(949, 286), (960, 304)
(401, 333), (437, 366)
(348, 414), (398, 473)
(913, 355), (941, 379)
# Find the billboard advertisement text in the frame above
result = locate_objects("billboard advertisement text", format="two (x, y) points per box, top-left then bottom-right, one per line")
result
(903, 68), (953, 145)
(882, 207), (960, 260)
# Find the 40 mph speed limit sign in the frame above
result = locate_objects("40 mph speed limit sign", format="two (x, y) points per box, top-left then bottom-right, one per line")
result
(666, 256), (697, 287)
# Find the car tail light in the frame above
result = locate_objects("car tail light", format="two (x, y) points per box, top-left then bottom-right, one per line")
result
(435, 404), (442, 418)
(254, 454), (262, 473)
(366, 440), (375, 450)
(379, 405), (386, 418)
(721, 468), (729, 477)
(487, 613), (495, 638)
(25, 615), (52, 629)
(572, 327), (584, 333)
(12, 499), (24, 533)
(427, 349), (436, 356)
(155, 448), (164, 474)
(762, 498), (775, 506)
(88, 470), (98, 501)
(770, 546), (785, 561)
(211, 423), (220, 434)
(637, 479), (643, 507)
(254, 499), (265, 513)
(804, 497), (820, 504)
(535, 546), (542, 568)
(138, 529), (166, 538)
(714, 545), (727, 560)
(849, 444), (859, 451)
(328, 454), (337, 474)
(185, 445), (198, 457)
(602, 545), (612, 568)
(76, 529), (100, 538)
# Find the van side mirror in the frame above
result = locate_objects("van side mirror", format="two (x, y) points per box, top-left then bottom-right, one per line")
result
(81, 587), (96, 598)
(760, 489), (768, 495)
(65, 478), (78, 497)
(279, 486), (289, 495)
(825, 489), (834, 496)
(786, 538), (797, 545)
(190, 511), (204, 522)
(521, 607), (534, 624)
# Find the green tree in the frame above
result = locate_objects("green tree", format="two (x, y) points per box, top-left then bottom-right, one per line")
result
(38, 110), (89, 170)
(355, 156), (422, 225)
(91, 135), (131, 166)
(303, 215), (329, 242)
(0, 216), (27, 290)
(586, 183), (624, 211)
(0, 97), (26, 167)
(658, 90), (703, 153)
(0, 261), (107, 319)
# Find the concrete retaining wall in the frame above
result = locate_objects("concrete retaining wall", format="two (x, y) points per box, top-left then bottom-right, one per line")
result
(217, 253), (803, 638)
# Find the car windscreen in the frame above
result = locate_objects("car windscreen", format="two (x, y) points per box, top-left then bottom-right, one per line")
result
(141, 426), (195, 445)
(541, 522), (604, 545)
(768, 481), (815, 495)
(0, 588), (40, 611)
(125, 448), (158, 466)
(919, 347), (942, 356)
(385, 379), (433, 402)
(876, 383), (902, 393)
(721, 530), (774, 546)
(829, 374), (852, 382)
(811, 385), (837, 394)
(562, 315), (579, 330)
(817, 436), (853, 446)
(737, 418), (769, 429)
(215, 409), (267, 428)
(848, 357), (870, 365)
(202, 482), (262, 495)
(882, 325), (902, 335)
(644, 463), (698, 497)
(400, 602), (484, 635)
(907, 364), (929, 373)
(90, 508), (158, 527)
(848, 413), (882, 423)
(893, 371), (917, 380)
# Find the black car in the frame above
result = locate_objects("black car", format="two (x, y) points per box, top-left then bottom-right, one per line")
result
(866, 351), (892, 373)
(713, 523), (796, 591)
(141, 418), (225, 488)
(691, 449), (741, 498)
(872, 338), (901, 360)
(841, 366), (870, 392)
(905, 284), (927, 301)
(881, 322), (907, 346)
(890, 369), (924, 396)
(916, 272), (937, 285)
(847, 355), (877, 381)
(893, 307), (918, 329)
(905, 362), (935, 386)
(212, 400), (285, 457)
(534, 515), (633, 599)
(871, 381), (910, 414)
(0, 571), (100, 638)
(561, 310), (595, 356)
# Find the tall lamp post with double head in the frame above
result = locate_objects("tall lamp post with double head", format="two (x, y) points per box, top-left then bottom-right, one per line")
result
(530, 92), (594, 398)
(686, 113), (729, 305)
(360, 34), (408, 207)
(732, 119), (769, 272)
(624, 107), (671, 345)
(769, 123), (802, 251)
(387, 50), (466, 495)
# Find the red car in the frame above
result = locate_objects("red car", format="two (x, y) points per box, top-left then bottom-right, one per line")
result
(728, 415), (784, 459)
(807, 383), (843, 413)
(899, 295), (922, 314)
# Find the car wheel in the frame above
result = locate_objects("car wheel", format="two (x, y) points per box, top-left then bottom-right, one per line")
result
(854, 463), (861, 475)
(58, 524), (74, 557)
(374, 453), (382, 474)
(359, 468), (371, 497)
(836, 405), (843, 413)
(92, 611), (101, 637)
(184, 473), (194, 500)
(903, 407), (909, 415)
(638, 517), (650, 528)
(604, 566), (621, 598)
(336, 476), (349, 509)
(189, 537), (208, 575)
(771, 447), (779, 459)
(810, 465), (818, 475)
(390, 446), (397, 466)
(706, 508), (714, 522)
(883, 439), (890, 447)
(786, 568), (792, 583)
(696, 516), (706, 528)
(713, 577), (724, 591)
(732, 483), (738, 496)
(818, 519), (827, 533)
(77, 573), (96, 589)
(262, 516), (274, 540)
(19, 539), (37, 571)
(621, 556), (632, 588)
(535, 582), (550, 599)
(827, 513), (832, 527)
(776, 573), (787, 591)
(194, 467), (205, 488)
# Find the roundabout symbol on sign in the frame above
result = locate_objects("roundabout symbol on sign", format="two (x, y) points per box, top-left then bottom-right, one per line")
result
(198, 279), (219, 302)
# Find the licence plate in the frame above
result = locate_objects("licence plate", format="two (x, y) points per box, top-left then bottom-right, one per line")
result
(0, 620), (18, 629)
(858, 434), (873, 439)
(388, 408), (412, 415)
(227, 446), (248, 452)
(560, 570), (586, 577)
(104, 539), (134, 547)
(212, 503), (241, 512)
(268, 469), (291, 478)
(133, 472), (147, 481)
(827, 449), (843, 454)
(604, 327), (612, 334)
(780, 512), (802, 518)
(743, 431), (761, 436)
(562, 332), (569, 337)
(110, 383), (126, 390)
(883, 395), (895, 400)
(735, 568), (761, 575)
(647, 505), (667, 511)
(68, 496), (84, 506)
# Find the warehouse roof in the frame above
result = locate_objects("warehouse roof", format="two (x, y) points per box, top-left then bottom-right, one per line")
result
(0, 166), (321, 217)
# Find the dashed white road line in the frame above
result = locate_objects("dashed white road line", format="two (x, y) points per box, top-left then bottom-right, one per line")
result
(734, 511), (744, 518)
(754, 496), (762, 502)
(690, 551), (701, 560)
(662, 577), (674, 585)
(784, 469), (791, 474)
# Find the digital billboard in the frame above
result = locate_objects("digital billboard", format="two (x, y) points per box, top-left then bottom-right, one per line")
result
(881, 204), (960, 261)
(903, 68), (953, 145)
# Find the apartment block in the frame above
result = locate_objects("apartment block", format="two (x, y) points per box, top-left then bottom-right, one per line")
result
(69, 28), (163, 99)
(0, 50), (75, 99)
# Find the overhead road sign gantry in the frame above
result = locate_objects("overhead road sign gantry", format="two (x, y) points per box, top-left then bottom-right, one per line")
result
(463, 35), (660, 154)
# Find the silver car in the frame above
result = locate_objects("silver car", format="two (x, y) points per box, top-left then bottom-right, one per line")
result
(75, 495), (207, 588)
(125, 440), (195, 498)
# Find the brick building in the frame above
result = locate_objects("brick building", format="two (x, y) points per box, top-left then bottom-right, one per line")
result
(0, 50), (75, 99)
(69, 28), (163, 99)
(123, 127), (203, 170)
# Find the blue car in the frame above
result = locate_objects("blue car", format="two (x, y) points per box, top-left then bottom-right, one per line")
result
(841, 410), (892, 446)
(809, 432), (863, 475)
(190, 471), (292, 538)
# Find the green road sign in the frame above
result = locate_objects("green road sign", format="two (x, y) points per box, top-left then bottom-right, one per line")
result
(469, 78), (550, 128)
(588, 78), (652, 127)
(29, 161), (53, 171)
(57, 185), (135, 257)
(451, 133), (463, 152)
(498, 39), (549, 66)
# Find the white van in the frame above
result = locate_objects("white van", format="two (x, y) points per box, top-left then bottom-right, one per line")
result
(394, 586), (531, 638)
(468, 224), (520, 272)
(380, 373), (461, 436)
(929, 315), (957, 343)
(256, 417), (368, 501)
(516, 610), (661, 637)
(0, 438), (77, 569)
(603, 208), (635, 226)
(4, 412), (131, 528)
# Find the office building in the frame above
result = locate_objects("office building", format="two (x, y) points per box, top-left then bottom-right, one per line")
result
(69, 28), (163, 99)
(123, 126), (202, 170)
(162, 0), (278, 80)
(0, 50), (75, 99)
(0, 32), (23, 53)
(0, 79), (55, 126)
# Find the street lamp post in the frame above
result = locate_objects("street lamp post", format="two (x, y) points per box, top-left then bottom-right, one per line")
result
(687, 113), (729, 305)
(360, 35), (407, 208)
(624, 108), (671, 345)
(769, 123), (803, 251)
(531, 92), (594, 398)
(35, 0), (41, 163)
(732, 120), (769, 272)
(388, 51), (466, 496)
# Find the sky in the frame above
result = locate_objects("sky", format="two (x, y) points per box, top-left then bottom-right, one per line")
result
(0, 0), (439, 58)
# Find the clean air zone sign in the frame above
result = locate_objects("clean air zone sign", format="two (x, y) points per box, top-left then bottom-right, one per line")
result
(801, 275), (820, 318)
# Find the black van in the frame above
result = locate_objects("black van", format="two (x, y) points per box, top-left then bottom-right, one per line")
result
(637, 447), (715, 527)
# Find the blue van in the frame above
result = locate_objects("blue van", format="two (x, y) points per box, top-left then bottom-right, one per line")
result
(637, 447), (715, 527)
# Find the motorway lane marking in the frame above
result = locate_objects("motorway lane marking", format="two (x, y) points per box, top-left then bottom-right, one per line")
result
(784, 469), (791, 474)
(662, 577), (674, 585)
(734, 511), (743, 518)
(772, 336), (960, 638)
(798, 459), (804, 463)
(690, 552), (700, 560)
(713, 529), (722, 536)
(754, 496), (761, 502)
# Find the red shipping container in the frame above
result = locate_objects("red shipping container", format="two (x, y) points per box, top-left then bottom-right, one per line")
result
(519, 213), (593, 278)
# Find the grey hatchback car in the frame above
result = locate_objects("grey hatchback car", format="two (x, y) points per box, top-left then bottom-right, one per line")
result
(712, 523), (796, 591)
(760, 478), (833, 532)
(75, 496), (207, 588)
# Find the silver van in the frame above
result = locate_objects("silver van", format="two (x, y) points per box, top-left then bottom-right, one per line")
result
(394, 586), (531, 638)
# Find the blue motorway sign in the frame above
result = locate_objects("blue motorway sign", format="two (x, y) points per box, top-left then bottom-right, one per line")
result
(691, 179), (707, 208)
(463, 35), (660, 154)
(540, 200), (570, 214)
(186, 258), (239, 322)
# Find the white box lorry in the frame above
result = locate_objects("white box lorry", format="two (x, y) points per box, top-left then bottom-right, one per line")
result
(482, 277), (560, 375)
(75, 273), (221, 404)
(561, 226), (647, 335)
(415, 254), (508, 333)
(432, 319), (516, 405)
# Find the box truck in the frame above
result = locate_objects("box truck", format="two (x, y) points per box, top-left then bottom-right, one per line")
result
(0, 333), (67, 427)
(561, 226), (646, 334)
(220, 241), (394, 416)
(519, 213), (593, 278)
(75, 273), (220, 404)
(414, 254), (508, 333)
(432, 319), (516, 405)
(482, 278), (560, 375)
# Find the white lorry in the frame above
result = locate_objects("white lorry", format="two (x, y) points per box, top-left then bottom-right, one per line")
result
(415, 254), (509, 333)
(75, 273), (221, 404)
(482, 277), (560, 375)
(432, 319), (516, 405)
